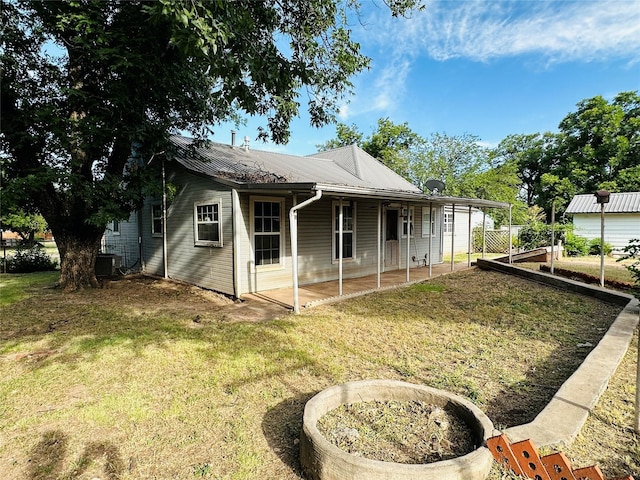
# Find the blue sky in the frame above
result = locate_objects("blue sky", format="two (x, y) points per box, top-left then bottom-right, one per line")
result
(215, 0), (640, 155)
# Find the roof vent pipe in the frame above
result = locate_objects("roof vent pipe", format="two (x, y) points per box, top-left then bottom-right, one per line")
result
(231, 130), (236, 147)
(244, 136), (250, 152)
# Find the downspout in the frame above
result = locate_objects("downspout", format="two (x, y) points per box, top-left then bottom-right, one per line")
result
(289, 189), (323, 313)
(232, 189), (241, 298)
(162, 158), (168, 279)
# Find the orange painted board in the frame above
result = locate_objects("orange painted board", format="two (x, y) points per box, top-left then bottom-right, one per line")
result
(541, 452), (577, 480)
(573, 465), (605, 480)
(487, 434), (524, 476)
(510, 438), (552, 480)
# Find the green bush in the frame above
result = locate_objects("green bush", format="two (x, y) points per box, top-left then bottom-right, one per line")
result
(6, 245), (58, 273)
(588, 238), (613, 256)
(619, 239), (640, 300)
(517, 223), (550, 250)
(563, 232), (590, 257)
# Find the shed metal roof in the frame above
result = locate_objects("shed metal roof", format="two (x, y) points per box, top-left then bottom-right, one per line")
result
(565, 192), (640, 214)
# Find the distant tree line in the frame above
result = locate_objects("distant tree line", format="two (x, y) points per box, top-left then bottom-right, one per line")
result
(318, 91), (640, 226)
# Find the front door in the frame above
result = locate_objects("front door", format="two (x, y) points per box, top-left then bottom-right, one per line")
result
(385, 209), (399, 268)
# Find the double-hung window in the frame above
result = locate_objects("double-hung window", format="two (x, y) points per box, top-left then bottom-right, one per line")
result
(112, 220), (120, 235)
(253, 198), (283, 267)
(443, 212), (454, 233)
(333, 202), (355, 261)
(421, 206), (435, 237)
(401, 207), (414, 238)
(151, 204), (163, 236)
(194, 201), (222, 246)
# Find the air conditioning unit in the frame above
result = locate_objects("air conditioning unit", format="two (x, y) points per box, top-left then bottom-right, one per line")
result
(95, 254), (122, 276)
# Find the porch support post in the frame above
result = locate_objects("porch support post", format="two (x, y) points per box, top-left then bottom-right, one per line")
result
(508, 204), (513, 264)
(450, 204), (456, 272)
(406, 203), (411, 283)
(467, 205), (472, 267)
(428, 201), (433, 277)
(482, 209), (487, 259)
(289, 190), (323, 314)
(339, 198), (344, 296)
(377, 200), (381, 288)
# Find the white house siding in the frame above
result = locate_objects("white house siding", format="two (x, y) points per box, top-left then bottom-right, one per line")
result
(137, 171), (235, 296)
(573, 213), (640, 254)
(235, 192), (294, 295)
(442, 206), (472, 256)
(102, 211), (140, 269)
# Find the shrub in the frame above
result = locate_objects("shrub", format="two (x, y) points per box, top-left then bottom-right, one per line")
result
(588, 238), (613, 256)
(619, 239), (640, 300)
(563, 232), (590, 257)
(6, 245), (58, 273)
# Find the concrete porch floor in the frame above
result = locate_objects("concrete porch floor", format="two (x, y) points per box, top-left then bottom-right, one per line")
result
(245, 261), (475, 309)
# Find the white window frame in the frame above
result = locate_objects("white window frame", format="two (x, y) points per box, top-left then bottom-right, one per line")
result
(443, 212), (454, 234)
(194, 200), (223, 247)
(151, 204), (163, 237)
(112, 220), (120, 236)
(421, 206), (436, 238)
(401, 207), (414, 238)
(250, 196), (285, 271)
(332, 201), (356, 262)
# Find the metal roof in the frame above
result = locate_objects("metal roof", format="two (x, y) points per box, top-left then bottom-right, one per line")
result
(565, 192), (640, 214)
(169, 136), (510, 209)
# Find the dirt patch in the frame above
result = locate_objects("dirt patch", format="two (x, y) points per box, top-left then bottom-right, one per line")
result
(317, 400), (476, 464)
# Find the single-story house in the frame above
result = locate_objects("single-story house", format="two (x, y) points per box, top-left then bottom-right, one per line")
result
(103, 135), (510, 311)
(565, 191), (640, 254)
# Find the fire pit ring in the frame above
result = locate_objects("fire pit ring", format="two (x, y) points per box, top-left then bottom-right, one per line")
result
(300, 379), (496, 480)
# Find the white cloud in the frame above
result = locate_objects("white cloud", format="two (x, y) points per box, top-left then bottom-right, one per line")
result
(367, 0), (640, 63)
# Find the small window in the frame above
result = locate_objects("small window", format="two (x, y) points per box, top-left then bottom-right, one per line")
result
(194, 202), (222, 246)
(422, 207), (435, 237)
(253, 198), (283, 267)
(333, 202), (356, 261)
(112, 220), (120, 235)
(443, 212), (454, 233)
(152, 204), (163, 236)
(401, 207), (414, 238)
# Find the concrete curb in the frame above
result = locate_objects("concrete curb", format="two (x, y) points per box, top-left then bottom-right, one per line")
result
(477, 259), (639, 448)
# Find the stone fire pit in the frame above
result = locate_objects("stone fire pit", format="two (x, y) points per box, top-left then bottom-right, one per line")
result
(300, 380), (496, 480)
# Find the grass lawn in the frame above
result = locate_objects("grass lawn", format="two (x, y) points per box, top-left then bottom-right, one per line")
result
(0, 268), (636, 479)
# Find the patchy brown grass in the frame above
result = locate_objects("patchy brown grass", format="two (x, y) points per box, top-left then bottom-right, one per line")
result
(0, 269), (632, 479)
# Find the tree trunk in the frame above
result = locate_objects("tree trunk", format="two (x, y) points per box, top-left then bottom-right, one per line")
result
(54, 227), (104, 290)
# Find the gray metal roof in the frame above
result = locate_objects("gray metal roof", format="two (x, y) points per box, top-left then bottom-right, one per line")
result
(565, 192), (640, 214)
(169, 136), (510, 209)
(171, 136), (420, 191)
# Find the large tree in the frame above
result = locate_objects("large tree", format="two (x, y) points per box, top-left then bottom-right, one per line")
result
(1, 0), (423, 289)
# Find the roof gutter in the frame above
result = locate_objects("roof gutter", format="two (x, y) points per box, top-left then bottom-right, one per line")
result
(289, 189), (323, 313)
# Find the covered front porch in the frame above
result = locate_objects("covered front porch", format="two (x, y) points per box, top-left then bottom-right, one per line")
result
(247, 260), (476, 309)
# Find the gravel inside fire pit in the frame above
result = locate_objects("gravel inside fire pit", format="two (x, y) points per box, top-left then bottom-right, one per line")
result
(316, 400), (476, 464)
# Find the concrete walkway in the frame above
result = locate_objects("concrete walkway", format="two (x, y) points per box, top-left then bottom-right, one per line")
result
(478, 259), (639, 448)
